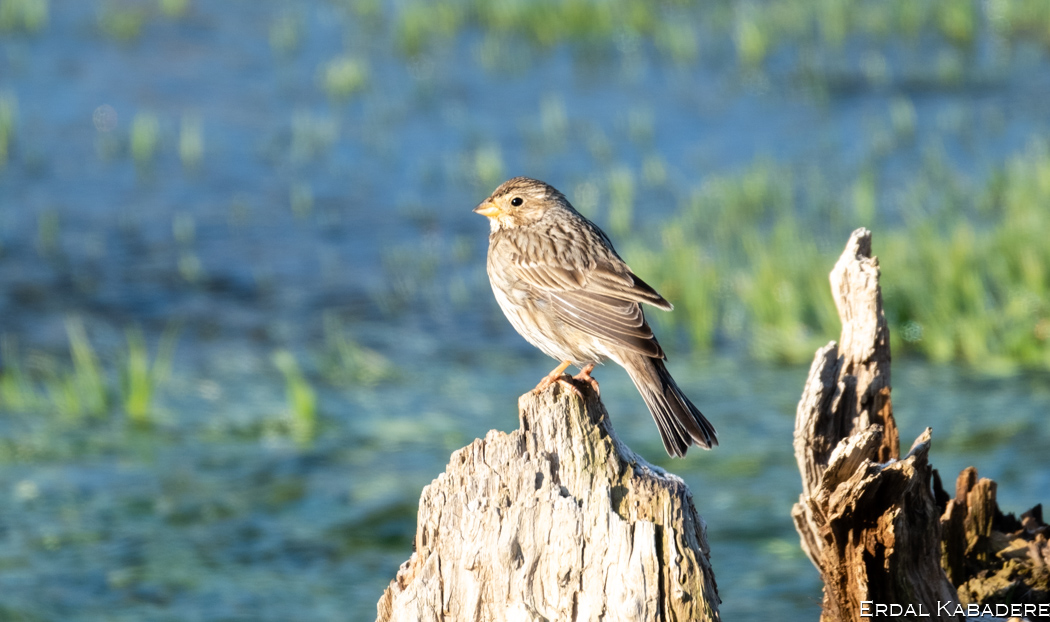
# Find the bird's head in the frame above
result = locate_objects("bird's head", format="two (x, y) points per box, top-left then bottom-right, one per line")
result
(474, 177), (568, 231)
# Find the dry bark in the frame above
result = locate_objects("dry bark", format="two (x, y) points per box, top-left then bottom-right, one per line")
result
(936, 467), (1050, 613)
(791, 228), (961, 621)
(376, 384), (720, 622)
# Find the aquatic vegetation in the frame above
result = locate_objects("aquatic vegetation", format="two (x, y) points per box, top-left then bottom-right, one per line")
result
(0, 319), (107, 419)
(130, 112), (160, 167)
(158, 0), (188, 19)
(606, 165), (635, 238)
(881, 142), (1050, 371)
(0, 319), (178, 423)
(0, 0), (48, 32)
(35, 209), (60, 257)
(624, 140), (1050, 368)
(272, 350), (317, 447)
(381, 0), (1050, 76)
(0, 92), (15, 168)
(320, 55), (370, 100)
(97, 2), (145, 42)
(269, 11), (302, 55)
(320, 313), (397, 388)
(178, 113), (203, 170)
(0, 336), (43, 414)
(473, 143), (505, 190)
(121, 325), (178, 425)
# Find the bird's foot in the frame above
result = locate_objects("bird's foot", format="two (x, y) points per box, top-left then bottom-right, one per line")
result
(532, 360), (584, 398)
(572, 363), (600, 396)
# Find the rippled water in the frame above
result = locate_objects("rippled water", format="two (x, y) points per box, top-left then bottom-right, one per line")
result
(2, 1), (1049, 620)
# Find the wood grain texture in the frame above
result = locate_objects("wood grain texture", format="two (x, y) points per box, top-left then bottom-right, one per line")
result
(792, 228), (961, 622)
(377, 384), (720, 622)
(936, 467), (1050, 611)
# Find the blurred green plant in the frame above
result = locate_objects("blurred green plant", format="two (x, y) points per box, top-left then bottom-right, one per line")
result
(320, 56), (369, 100)
(1, 335), (43, 413)
(36, 208), (60, 257)
(269, 12), (302, 55)
(272, 350), (317, 447)
(130, 112), (160, 166)
(0, 0), (48, 32)
(621, 139), (1050, 369)
(320, 313), (397, 387)
(121, 325), (178, 425)
(0, 319), (107, 419)
(178, 113), (203, 170)
(158, 0), (188, 19)
(606, 165), (635, 238)
(382, 0), (1050, 71)
(0, 319), (179, 422)
(881, 141), (1050, 370)
(473, 143), (504, 190)
(97, 1), (145, 41)
(0, 92), (16, 168)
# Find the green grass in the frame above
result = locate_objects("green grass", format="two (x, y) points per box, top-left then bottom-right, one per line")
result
(0, 92), (16, 169)
(0, 318), (177, 423)
(158, 0), (189, 19)
(121, 325), (178, 425)
(621, 139), (1050, 369)
(0, 0), (48, 33)
(320, 55), (369, 100)
(320, 312), (397, 387)
(130, 112), (160, 166)
(97, 2), (145, 42)
(382, 0), (1050, 76)
(178, 113), (204, 170)
(0, 319), (107, 419)
(269, 12), (303, 56)
(473, 143), (505, 190)
(272, 350), (317, 447)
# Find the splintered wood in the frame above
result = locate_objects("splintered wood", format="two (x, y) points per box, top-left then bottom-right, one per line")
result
(936, 467), (1049, 609)
(791, 228), (961, 622)
(377, 385), (720, 622)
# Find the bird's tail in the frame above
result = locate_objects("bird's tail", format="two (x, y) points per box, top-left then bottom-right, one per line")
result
(623, 355), (718, 457)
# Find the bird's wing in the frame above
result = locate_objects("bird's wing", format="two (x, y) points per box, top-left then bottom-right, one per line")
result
(511, 257), (669, 359)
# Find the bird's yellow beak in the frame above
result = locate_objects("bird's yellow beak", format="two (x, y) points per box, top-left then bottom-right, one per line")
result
(473, 201), (501, 219)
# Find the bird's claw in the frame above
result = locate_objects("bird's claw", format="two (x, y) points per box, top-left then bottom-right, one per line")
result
(531, 373), (584, 399)
(531, 362), (598, 399)
(572, 363), (600, 396)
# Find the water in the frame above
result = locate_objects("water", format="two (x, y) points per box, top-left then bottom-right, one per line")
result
(2, 2), (1049, 620)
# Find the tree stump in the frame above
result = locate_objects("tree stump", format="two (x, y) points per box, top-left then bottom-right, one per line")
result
(936, 467), (1050, 614)
(791, 228), (962, 621)
(376, 384), (720, 622)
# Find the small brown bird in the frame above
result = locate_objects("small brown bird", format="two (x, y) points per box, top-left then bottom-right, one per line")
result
(475, 176), (717, 457)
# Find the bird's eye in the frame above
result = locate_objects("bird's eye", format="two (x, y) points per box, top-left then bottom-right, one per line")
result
(510, 197), (523, 207)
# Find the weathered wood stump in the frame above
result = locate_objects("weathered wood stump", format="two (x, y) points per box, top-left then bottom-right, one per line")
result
(376, 384), (720, 622)
(792, 228), (1050, 621)
(791, 228), (962, 621)
(936, 467), (1050, 614)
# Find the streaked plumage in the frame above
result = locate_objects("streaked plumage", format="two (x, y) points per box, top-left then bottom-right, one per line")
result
(475, 176), (717, 457)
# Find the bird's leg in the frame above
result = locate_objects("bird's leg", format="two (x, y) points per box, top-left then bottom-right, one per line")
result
(532, 360), (583, 398)
(572, 363), (600, 396)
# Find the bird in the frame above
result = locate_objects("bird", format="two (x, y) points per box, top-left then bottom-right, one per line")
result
(474, 176), (717, 457)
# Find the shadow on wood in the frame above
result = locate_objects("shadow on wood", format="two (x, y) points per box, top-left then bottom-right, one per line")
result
(792, 227), (1049, 621)
(936, 467), (1049, 611)
(376, 383), (720, 621)
(792, 228), (961, 621)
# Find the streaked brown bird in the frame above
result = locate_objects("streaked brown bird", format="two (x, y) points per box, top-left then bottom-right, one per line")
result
(474, 176), (717, 457)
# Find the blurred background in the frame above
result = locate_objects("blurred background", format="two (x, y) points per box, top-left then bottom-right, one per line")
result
(1, 0), (1049, 619)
